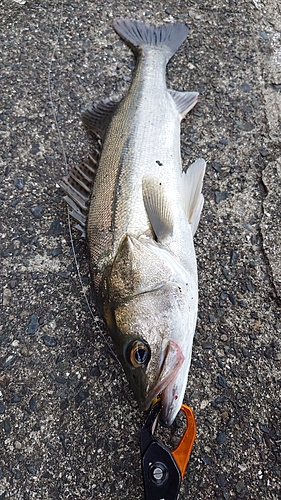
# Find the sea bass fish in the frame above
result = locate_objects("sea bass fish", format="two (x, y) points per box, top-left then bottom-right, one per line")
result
(61, 18), (206, 426)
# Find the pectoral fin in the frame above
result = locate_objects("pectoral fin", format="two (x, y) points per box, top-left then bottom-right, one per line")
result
(182, 158), (206, 235)
(142, 176), (174, 241)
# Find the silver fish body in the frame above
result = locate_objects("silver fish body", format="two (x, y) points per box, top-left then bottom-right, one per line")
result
(63, 18), (206, 426)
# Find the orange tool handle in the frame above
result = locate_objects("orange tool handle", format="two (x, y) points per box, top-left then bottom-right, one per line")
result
(171, 404), (196, 479)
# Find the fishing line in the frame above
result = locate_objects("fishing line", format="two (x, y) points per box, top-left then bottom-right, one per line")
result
(47, 0), (120, 364)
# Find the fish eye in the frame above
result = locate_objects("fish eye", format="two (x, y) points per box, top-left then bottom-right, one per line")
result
(128, 340), (150, 367)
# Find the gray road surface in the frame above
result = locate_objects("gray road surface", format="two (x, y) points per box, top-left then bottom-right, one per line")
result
(1, 0), (280, 499)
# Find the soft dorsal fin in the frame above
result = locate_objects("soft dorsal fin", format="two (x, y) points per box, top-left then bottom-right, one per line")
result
(169, 90), (199, 119)
(81, 98), (120, 139)
(182, 158), (206, 235)
(142, 176), (174, 242)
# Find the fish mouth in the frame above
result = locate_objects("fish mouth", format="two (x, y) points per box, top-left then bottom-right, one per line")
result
(144, 340), (184, 412)
(158, 382), (179, 427)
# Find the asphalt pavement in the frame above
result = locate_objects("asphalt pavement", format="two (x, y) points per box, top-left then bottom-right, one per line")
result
(1, 0), (280, 499)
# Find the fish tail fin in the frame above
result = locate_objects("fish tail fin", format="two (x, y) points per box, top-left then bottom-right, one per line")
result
(113, 18), (189, 61)
(182, 159), (206, 236)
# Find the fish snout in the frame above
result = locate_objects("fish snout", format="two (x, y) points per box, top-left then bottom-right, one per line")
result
(144, 340), (184, 416)
(158, 381), (181, 427)
(158, 403), (178, 427)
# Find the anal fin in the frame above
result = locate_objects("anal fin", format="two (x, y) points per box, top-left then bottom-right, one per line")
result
(169, 90), (198, 119)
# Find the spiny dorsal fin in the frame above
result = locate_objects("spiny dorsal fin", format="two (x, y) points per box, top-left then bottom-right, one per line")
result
(81, 97), (120, 139)
(169, 90), (199, 119)
(113, 18), (189, 61)
(60, 153), (99, 237)
(182, 158), (206, 235)
(142, 176), (174, 242)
